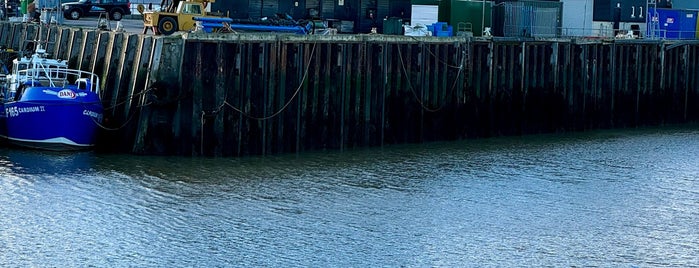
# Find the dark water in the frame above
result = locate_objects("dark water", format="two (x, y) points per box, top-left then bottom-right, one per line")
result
(1, 127), (698, 267)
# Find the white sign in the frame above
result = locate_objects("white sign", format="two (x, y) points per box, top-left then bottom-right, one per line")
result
(411, 5), (439, 27)
(5, 106), (46, 118)
(58, 89), (77, 99)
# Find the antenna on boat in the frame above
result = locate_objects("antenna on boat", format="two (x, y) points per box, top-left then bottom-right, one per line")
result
(28, 24), (52, 58)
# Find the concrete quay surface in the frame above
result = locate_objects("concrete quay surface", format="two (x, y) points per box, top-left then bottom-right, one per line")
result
(58, 16), (147, 34)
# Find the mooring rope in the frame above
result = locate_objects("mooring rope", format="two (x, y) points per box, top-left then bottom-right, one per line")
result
(103, 87), (152, 111)
(88, 101), (148, 131)
(207, 41), (318, 121)
(201, 111), (204, 155)
(407, 36), (465, 69)
(196, 42), (318, 154)
(396, 43), (465, 113)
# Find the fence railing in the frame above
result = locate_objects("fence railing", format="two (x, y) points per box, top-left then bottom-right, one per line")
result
(490, 24), (698, 40)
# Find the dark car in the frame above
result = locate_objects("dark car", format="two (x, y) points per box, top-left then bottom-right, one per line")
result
(62, 0), (130, 21)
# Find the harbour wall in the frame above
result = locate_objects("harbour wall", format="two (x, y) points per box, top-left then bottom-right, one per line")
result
(2, 22), (698, 156)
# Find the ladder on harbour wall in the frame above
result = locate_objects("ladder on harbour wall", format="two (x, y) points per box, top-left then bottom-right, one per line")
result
(39, 8), (59, 25)
(464, 40), (472, 88)
(96, 12), (111, 31)
(646, 0), (660, 39)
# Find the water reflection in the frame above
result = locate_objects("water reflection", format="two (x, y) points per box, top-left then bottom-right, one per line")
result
(1, 149), (96, 177)
(0, 126), (698, 266)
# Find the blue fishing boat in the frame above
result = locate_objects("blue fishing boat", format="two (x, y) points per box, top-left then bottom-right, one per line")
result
(0, 43), (103, 151)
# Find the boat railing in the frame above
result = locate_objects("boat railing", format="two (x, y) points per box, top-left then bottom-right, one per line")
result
(16, 67), (101, 95)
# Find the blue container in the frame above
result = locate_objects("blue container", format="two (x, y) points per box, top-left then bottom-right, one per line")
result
(433, 22), (448, 32)
(648, 8), (698, 39)
(435, 26), (453, 36)
(431, 22), (453, 36)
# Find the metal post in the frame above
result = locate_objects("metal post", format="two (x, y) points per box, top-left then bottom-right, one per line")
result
(482, 0), (485, 36)
(646, 0), (658, 39)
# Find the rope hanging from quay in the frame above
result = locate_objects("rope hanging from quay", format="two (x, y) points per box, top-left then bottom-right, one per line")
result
(198, 42), (318, 154)
(397, 42), (467, 113)
(202, 41), (318, 121)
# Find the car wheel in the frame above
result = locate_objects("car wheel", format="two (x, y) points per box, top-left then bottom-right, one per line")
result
(69, 9), (81, 20)
(157, 17), (177, 35)
(110, 8), (123, 21)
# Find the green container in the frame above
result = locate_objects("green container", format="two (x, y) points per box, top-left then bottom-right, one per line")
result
(383, 17), (404, 35)
(411, 0), (441, 5)
(439, 0), (493, 37)
(20, 0), (27, 14)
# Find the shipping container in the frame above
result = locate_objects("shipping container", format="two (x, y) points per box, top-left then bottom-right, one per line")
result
(211, 0), (248, 19)
(248, 0), (280, 19)
(212, 0), (319, 20)
(306, 0), (321, 19)
(390, 0), (411, 18)
(593, 0), (611, 21)
(214, 0), (413, 33)
(670, 0), (699, 10)
(561, 0), (594, 37)
(647, 8), (698, 40)
(411, 0), (440, 5)
(438, 0), (493, 37)
(321, 0), (334, 18)
(593, 0), (670, 22)
(493, 0), (562, 38)
(494, 0), (560, 2)
(277, 0), (308, 20)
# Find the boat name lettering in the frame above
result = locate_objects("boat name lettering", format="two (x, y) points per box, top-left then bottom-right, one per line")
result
(58, 89), (77, 99)
(5, 106), (46, 117)
(83, 110), (103, 121)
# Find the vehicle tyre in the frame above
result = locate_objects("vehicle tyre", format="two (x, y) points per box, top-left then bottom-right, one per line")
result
(110, 8), (124, 21)
(68, 9), (81, 20)
(157, 17), (177, 35)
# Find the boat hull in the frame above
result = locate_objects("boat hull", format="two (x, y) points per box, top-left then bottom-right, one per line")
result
(1, 87), (103, 151)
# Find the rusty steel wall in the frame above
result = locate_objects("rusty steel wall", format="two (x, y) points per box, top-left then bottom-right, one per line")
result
(140, 33), (699, 157)
(138, 34), (469, 156)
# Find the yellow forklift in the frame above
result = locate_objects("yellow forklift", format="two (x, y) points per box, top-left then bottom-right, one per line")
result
(141, 0), (224, 35)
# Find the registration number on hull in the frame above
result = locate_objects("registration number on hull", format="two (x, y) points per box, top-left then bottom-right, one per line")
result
(5, 106), (46, 117)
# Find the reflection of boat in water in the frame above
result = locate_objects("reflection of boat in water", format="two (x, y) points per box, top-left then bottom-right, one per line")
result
(0, 147), (96, 176)
(0, 31), (103, 151)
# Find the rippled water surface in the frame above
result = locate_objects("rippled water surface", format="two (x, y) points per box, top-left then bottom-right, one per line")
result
(1, 127), (698, 266)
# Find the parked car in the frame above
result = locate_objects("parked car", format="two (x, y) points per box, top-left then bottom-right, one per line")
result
(62, 0), (130, 21)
